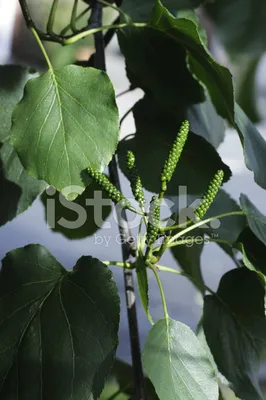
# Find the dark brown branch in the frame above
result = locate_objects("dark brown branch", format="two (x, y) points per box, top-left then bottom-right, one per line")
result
(91, 2), (146, 399)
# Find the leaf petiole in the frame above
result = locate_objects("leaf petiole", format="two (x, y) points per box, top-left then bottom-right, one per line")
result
(47, 0), (59, 34)
(149, 263), (169, 319)
(70, 0), (80, 33)
(30, 27), (54, 71)
(60, 6), (91, 36)
(63, 22), (147, 45)
(96, 0), (132, 22)
(168, 211), (245, 245)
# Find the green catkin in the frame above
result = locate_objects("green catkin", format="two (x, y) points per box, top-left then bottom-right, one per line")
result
(194, 169), (224, 219)
(146, 195), (161, 245)
(126, 151), (145, 206)
(161, 120), (189, 192)
(87, 167), (131, 208)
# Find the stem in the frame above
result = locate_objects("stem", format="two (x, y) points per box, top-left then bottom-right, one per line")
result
(161, 219), (193, 232)
(103, 261), (132, 268)
(168, 211), (245, 245)
(60, 6), (91, 35)
(96, 0), (131, 21)
(63, 22), (146, 45)
(30, 27), (54, 71)
(71, 0), (80, 32)
(155, 264), (183, 275)
(91, 3), (146, 398)
(47, 0), (59, 34)
(127, 206), (144, 216)
(155, 265), (217, 297)
(18, 0), (34, 28)
(149, 263), (168, 319)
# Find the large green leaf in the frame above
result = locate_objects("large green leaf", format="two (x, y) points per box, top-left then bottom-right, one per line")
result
(119, 27), (204, 109)
(205, 0), (266, 57)
(203, 268), (266, 400)
(143, 317), (219, 399)
(121, 0), (205, 22)
(0, 142), (46, 226)
(0, 244), (120, 399)
(41, 180), (111, 240)
(125, 1), (266, 190)
(118, 20), (225, 149)
(240, 194), (266, 247)
(0, 66), (38, 142)
(118, 99), (231, 196)
(11, 65), (119, 199)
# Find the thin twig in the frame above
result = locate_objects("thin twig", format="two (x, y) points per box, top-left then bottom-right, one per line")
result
(91, 2), (146, 399)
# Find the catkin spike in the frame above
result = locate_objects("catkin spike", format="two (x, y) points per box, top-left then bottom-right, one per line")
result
(126, 151), (145, 206)
(161, 120), (189, 192)
(146, 195), (160, 245)
(195, 169), (224, 219)
(87, 167), (131, 208)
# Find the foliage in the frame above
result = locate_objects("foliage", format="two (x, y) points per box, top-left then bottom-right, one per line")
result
(1, 0), (266, 399)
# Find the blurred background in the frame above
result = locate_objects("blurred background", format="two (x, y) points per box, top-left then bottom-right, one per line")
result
(0, 0), (266, 394)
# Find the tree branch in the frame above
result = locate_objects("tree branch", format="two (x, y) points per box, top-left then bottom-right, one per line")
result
(91, 2), (146, 398)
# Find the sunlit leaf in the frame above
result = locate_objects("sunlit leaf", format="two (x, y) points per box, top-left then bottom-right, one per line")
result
(11, 65), (119, 199)
(143, 318), (219, 399)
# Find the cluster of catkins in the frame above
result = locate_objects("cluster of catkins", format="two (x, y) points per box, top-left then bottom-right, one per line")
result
(87, 167), (131, 209)
(87, 119), (224, 248)
(146, 195), (161, 245)
(161, 120), (189, 192)
(195, 169), (224, 219)
(126, 151), (145, 206)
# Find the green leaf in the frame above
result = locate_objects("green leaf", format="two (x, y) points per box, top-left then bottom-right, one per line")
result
(119, 27), (204, 109)
(240, 194), (266, 247)
(11, 65), (119, 199)
(205, 0), (266, 57)
(170, 228), (205, 293)
(143, 318), (219, 400)
(118, 99), (231, 196)
(136, 257), (153, 324)
(121, 0), (205, 22)
(100, 359), (158, 399)
(203, 268), (266, 400)
(41, 180), (111, 240)
(0, 65), (38, 142)
(0, 244), (120, 399)
(119, 10), (225, 149)
(0, 141), (46, 226)
(144, 1), (266, 190)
